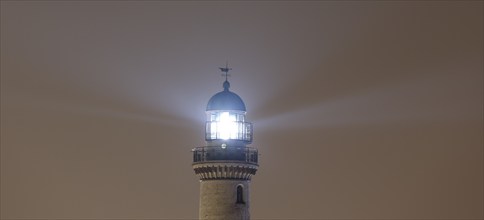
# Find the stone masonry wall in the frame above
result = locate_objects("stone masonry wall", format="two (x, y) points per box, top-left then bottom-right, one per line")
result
(199, 180), (250, 220)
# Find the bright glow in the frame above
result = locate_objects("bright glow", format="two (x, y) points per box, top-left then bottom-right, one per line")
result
(207, 111), (251, 141)
(218, 112), (237, 139)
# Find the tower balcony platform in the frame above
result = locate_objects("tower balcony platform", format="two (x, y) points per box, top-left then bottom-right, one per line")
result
(192, 146), (258, 165)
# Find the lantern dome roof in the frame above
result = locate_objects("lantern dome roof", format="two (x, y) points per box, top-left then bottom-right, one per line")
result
(206, 81), (246, 111)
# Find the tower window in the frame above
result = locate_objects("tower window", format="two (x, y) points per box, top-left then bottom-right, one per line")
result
(236, 185), (245, 204)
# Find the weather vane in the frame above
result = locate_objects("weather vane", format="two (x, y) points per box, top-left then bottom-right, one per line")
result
(219, 61), (232, 81)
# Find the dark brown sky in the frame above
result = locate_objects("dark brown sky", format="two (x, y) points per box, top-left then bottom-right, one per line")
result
(1, 1), (483, 219)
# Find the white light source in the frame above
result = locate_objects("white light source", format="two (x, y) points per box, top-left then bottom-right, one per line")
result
(206, 111), (252, 142)
(218, 112), (237, 140)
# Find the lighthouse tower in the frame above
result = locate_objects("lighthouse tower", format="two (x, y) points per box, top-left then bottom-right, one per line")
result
(192, 66), (259, 220)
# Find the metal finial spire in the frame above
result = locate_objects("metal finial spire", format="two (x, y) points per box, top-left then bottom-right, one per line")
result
(219, 61), (232, 82)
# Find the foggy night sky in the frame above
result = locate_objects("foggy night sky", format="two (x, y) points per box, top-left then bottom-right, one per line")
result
(1, 1), (483, 219)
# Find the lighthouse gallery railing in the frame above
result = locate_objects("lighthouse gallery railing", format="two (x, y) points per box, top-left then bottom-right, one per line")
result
(192, 146), (258, 164)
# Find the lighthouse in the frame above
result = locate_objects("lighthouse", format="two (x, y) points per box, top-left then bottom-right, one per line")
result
(192, 66), (259, 220)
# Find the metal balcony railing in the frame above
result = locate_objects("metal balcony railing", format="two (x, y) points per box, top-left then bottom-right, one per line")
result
(192, 146), (258, 164)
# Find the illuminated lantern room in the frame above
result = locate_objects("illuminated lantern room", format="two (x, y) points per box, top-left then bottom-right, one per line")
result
(205, 80), (253, 144)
